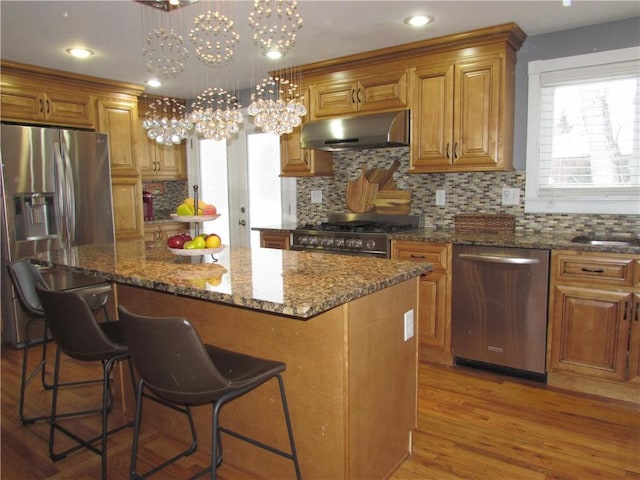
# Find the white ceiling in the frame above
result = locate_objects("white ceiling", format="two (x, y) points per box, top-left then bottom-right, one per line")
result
(1, 0), (639, 99)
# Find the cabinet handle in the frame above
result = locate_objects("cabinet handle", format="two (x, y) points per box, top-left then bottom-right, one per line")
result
(446, 143), (450, 159)
(357, 88), (362, 104)
(635, 302), (639, 322)
(351, 89), (356, 104)
(581, 267), (605, 273)
(453, 142), (458, 159)
(410, 254), (426, 259)
(39, 98), (44, 114)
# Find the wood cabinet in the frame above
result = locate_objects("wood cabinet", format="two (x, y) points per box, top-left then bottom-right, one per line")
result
(391, 241), (452, 365)
(259, 231), (291, 250)
(309, 69), (408, 119)
(111, 176), (144, 240)
(547, 250), (640, 402)
(409, 51), (512, 173)
(280, 87), (333, 177)
(137, 97), (187, 180)
(97, 97), (139, 174)
(144, 222), (187, 242)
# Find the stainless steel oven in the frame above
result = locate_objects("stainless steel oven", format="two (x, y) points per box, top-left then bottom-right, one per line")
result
(291, 213), (421, 258)
(451, 245), (550, 377)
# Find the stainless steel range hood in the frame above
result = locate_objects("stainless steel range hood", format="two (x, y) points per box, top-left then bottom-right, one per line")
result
(300, 110), (409, 151)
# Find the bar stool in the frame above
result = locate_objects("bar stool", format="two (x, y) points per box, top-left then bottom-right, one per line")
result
(7, 258), (112, 424)
(118, 306), (302, 480)
(36, 285), (136, 480)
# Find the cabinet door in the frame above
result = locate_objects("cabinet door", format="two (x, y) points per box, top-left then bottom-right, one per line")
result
(549, 285), (631, 382)
(310, 80), (358, 118)
(111, 176), (144, 240)
(1, 86), (45, 122)
(97, 98), (139, 174)
(44, 91), (95, 128)
(280, 129), (333, 177)
(453, 56), (501, 168)
(391, 242), (451, 354)
(409, 63), (454, 171)
(628, 293), (640, 384)
(260, 231), (291, 250)
(357, 70), (408, 113)
(157, 142), (186, 178)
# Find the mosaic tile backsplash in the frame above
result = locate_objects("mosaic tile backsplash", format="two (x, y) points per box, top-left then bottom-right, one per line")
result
(144, 181), (189, 221)
(295, 147), (640, 236)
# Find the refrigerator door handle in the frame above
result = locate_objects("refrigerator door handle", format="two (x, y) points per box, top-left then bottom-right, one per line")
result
(59, 137), (76, 244)
(53, 142), (67, 244)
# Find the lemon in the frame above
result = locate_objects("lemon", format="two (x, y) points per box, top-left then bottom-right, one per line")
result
(205, 235), (221, 248)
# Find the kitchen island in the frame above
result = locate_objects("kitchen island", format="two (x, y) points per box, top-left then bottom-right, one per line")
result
(33, 240), (431, 479)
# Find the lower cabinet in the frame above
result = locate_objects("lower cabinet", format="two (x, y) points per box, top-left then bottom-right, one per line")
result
(144, 222), (186, 242)
(391, 241), (452, 365)
(259, 231), (291, 250)
(547, 250), (640, 402)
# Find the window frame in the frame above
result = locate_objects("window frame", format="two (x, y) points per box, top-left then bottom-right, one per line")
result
(525, 46), (640, 215)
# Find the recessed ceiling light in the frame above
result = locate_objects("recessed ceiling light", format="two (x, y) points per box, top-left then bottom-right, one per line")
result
(146, 79), (163, 88)
(405, 15), (432, 28)
(266, 49), (283, 60)
(562, 0), (571, 6)
(65, 47), (94, 59)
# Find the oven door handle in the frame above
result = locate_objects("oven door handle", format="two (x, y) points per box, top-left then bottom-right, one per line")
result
(458, 253), (540, 265)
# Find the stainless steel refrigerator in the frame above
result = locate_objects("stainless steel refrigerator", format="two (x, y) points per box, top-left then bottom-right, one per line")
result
(1, 124), (115, 346)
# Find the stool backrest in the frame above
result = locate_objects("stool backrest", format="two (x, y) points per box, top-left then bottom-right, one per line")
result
(36, 285), (124, 361)
(7, 258), (46, 316)
(118, 306), (231, 405)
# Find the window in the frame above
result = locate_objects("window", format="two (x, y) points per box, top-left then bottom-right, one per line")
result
(525, 47), (640, 214)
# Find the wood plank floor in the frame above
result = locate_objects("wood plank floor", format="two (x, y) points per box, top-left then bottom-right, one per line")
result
(2, 343), (639, 479)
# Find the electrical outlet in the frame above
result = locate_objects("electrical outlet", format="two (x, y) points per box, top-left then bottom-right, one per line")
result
(501, 187), (521, 206)
(404, 309), (414, 341)
(435, 190), (446, 206)
(310, 189), (323, 203)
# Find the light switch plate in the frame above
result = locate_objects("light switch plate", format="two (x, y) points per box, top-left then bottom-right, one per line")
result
(502, 188), (521, 206)
(404, 309), (414, 341)
(311, 189), (323, 203)
(435, 189), (446, 206)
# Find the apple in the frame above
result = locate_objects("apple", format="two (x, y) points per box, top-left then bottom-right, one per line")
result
(202, 205), (217, 216)
(167, 234), (185, 249)
(179, 232), (192, 242)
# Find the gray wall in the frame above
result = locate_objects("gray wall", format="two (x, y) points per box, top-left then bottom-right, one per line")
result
(513, 17), (640, 170)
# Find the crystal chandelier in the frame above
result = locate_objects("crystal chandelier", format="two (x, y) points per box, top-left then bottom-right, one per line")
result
(143, 28), (189, 78)
(189, 10), (240, 66)
(247, 76), (306, 136)
(142, 97), (193, 145)
(189, 87), (244, 141)
(248, 0), (303, 59)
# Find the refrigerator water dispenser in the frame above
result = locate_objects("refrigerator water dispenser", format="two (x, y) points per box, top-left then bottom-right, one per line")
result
(14, 193), (57, 240)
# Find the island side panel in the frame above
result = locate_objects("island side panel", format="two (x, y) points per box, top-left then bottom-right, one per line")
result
(116, 284), (348, 480)
(346, 278), (419, 479)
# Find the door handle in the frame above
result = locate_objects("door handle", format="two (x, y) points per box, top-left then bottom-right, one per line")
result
(238, 219), (246, 226)
(446, 143), (450, 159)
(458, 253), (540, 265)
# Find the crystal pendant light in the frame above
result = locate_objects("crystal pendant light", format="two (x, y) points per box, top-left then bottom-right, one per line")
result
(247, 76), (306, 136)
(189, 87), (244, 141)
(143, 28), (189, 78)
(189, 10), (240, 66)
(142, 97), (193, 145)
(248, 0), (303, 59)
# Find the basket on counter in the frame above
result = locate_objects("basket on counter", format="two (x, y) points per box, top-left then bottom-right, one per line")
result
(454, 214), (515, 234)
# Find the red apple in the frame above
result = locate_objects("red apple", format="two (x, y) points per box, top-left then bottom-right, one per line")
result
(179, 232), (192, 242)
(167, 234), (186, 249)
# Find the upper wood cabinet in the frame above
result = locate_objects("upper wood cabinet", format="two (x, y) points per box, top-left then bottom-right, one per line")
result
(97, 97), (139, 174)
(409, 51), (511, 173)
(280, 87), (333, 177)
(1, 67), (96, 128)
(137, 97), (187, 180)
(309, 69), (408, 119)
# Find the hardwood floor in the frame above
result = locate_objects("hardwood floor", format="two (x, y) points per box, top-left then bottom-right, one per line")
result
(2, 343), (639, 479)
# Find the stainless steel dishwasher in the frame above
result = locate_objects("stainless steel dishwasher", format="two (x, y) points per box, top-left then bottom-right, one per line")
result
(451, 245), (550, 377)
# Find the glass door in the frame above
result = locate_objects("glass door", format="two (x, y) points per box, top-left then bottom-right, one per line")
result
(187, 121), (295, 248)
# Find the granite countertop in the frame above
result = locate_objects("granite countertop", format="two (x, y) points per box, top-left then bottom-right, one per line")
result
(32, 240), (431, 319)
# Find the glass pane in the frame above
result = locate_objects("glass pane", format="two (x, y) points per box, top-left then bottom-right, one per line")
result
(198, 138), (230, 245)
(247, 132), (282, 249)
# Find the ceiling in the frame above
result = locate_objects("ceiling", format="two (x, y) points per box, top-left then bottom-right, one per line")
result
(2, 1), (639, 100)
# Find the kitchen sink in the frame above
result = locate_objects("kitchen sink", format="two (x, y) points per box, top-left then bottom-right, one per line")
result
(571, 235), (640, 246)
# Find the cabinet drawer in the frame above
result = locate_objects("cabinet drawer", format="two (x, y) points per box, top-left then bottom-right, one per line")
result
(391, 241), (449, 271)
(555, 253), (635, 287)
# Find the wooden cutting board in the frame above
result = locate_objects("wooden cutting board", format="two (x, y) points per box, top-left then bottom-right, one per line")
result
(346, 163), (378, 213)
(371, 189), (411, 214)
(366, 159), (401, 190)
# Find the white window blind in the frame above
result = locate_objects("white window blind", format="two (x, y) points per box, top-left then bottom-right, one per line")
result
(526, 47), (640, 214)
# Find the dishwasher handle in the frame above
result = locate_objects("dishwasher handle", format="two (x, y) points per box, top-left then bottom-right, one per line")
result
(458, 253), (540, 265)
